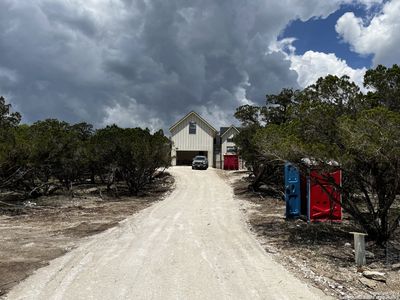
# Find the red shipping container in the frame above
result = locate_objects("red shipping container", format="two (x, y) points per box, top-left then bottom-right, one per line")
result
(309, 169), (342, 222)
(224, 154), (239, 170)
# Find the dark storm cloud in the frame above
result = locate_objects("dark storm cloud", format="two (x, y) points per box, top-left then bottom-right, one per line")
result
(40, 2), (99, 38)
(0, 0), (348, 131)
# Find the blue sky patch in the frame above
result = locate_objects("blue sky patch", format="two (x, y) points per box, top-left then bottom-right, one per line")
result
(281, 5), (374, 69)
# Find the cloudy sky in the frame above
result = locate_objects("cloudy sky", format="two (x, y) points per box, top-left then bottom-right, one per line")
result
(0, 0), (398, 132)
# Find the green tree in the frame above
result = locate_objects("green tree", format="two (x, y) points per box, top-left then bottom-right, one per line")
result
(0, 95), (171, 199)
(90, 126), (171, 195)
(0, 96), (21, 129)
(233, 106), (263, 188)
(234, 105), (262, 126)
(250, 73), (400, 243)
(364, 64), (400, 112)
(337, 108), (400, 243)
(0, 96), (21, 162)
(0, 125), (32, 192)
(117, 128), (171, 194)
(27, 119), (90, 192)
(234, 104), (283, 193)
(265, 88), (300, 125)
(0, 97), (23, 190)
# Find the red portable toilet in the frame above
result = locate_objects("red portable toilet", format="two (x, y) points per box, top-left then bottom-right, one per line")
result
(224, 154), (239, 170)
(308, 168), (342, 222)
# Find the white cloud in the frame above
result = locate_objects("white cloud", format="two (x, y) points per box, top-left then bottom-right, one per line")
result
(198, 105), (237, 130)
(268, 38), (297, 55)
(289, 51), (367, 88)
(282, 0), (383, 21)
(336, 0), (400, 66)
(354, 0), (384, 8)
(270, 38), (367, 89)
(102, 99), (164, 132)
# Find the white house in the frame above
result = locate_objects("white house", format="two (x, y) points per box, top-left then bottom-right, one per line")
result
(170, 111), (217, 166)
(220, 126), (240, 156)
(170, 111), (240, 168)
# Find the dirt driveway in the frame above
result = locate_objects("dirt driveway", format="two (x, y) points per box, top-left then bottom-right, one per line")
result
(6, 167), (329, 300)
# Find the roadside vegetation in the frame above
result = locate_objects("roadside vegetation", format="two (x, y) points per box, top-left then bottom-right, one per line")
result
(0, 96), (173, 295)
(0, 96), (171, 204)
(234, 64), (400, 245)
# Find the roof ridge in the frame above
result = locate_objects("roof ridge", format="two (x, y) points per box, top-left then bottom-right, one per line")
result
(169, 111), (217, 132)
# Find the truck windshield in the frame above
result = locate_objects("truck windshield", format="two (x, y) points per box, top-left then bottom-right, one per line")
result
(194, 156), (205, 160)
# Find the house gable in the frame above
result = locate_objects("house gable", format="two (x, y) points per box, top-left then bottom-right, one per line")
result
(170, 111), (216, 152)
(220, 126), (240, 138)
(221, 126), (239, 155)
(170, 111), (217, 134)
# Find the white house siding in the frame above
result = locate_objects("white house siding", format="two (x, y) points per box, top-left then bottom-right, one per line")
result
(170, 113), (215, 166)
(221, 127), (238, 156)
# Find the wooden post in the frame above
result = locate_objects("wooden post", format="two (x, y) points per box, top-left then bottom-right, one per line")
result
(350, 232), (368, 267)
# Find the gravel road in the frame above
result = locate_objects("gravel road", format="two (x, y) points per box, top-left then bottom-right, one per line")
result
(7, 167), (330, 300)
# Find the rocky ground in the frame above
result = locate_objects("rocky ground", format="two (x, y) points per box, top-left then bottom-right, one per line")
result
(0, 172), (174, 297)
(227, 171), (400, 300)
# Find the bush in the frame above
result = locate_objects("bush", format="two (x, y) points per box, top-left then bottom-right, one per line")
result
(0, 97), (171, 198)
(235, 67), (400, 244)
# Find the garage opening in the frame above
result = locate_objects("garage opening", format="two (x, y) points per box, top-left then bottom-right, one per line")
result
(176, 151), (208, 165)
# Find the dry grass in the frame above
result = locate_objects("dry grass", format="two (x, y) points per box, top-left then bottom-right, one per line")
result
(230, 172), (400, 299)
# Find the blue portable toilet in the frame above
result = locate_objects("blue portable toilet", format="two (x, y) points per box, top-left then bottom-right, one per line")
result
(284, 163), (301, 218)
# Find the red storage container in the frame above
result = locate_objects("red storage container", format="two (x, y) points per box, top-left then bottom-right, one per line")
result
(223, 154), (239, 170)
(308, 169), (342, 222)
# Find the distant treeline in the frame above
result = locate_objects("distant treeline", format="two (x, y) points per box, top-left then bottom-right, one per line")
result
(0, 96), (171, 198)
(233, 64), (400, 244)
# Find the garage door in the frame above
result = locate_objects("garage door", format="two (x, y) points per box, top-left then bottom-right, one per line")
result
(176, 151), (208, 165)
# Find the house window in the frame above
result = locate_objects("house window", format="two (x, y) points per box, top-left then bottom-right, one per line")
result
(227, 137), (234, 143)
(227, 146), (237, 153)
(189, 121), (196, 134)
